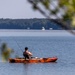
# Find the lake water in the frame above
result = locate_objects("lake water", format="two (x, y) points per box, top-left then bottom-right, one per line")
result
(0, 30), (75, 75)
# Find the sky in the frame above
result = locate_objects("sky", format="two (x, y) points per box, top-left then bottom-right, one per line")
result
(0, 0), (45, 19)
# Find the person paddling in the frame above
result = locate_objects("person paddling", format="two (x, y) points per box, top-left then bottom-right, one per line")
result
(23, 47), (32, 60)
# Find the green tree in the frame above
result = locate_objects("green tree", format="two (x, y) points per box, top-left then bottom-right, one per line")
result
(28, 0), (75, 34)
(0, 43), (14, 61)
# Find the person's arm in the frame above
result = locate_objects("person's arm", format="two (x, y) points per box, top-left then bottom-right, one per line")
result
(27, 51), (32, 56)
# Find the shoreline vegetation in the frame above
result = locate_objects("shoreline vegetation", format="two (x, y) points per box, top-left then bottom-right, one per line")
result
(0, 18), (63, 30)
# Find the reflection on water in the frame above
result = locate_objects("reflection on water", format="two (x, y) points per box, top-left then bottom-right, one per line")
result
(0, 61), (75, 75)
(23, 63), (57, 75)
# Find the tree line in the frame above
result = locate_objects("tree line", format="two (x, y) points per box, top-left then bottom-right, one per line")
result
(0, 18), (63, 30)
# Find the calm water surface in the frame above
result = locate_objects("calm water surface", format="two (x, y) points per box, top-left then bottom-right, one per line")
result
(0, 30), (75, 75)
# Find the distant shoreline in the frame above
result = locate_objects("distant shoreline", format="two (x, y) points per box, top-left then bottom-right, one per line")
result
(0, 29), (71, 32)
(0, 29), (73, 37)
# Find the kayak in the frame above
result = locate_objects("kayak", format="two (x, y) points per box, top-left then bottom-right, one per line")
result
(9, 57), (58, 63)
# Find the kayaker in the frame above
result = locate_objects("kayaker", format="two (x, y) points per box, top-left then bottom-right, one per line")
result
(23, 47), (32, 59)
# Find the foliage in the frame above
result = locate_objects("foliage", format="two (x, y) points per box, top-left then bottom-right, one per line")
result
(28, 0), (75, 33)
(0, 43), (14, 61)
